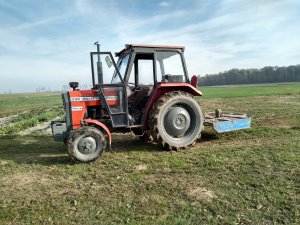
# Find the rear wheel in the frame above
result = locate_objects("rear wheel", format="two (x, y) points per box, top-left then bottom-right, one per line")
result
(67, 126), (107, 162)
(149, 91), (204, 150)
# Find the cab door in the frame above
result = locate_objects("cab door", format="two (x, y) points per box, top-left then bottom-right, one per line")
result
(90, 52), (129, 127)
(126, 53), (155, 126)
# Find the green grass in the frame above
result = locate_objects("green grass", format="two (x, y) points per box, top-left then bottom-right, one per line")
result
(0, 84), (299, 224)
(200, 82), (300, 98)
(0, 92), (61, 117)
(0, 108), (63, 135)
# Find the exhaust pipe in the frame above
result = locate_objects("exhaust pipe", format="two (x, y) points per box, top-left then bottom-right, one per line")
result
(94, 41), (103, 85)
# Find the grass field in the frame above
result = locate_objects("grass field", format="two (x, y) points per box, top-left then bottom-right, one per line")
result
(0, 92), (61, 117)
(0, 92), (63, 135)
(200, 82), (300, 98)
(0, 84), (299, 224)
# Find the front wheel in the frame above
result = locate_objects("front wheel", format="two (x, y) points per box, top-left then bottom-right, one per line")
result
(67, 126), (107, 162)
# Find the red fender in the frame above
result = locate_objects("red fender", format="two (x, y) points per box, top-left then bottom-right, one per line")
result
(142, 83), (202, 129)
(83, 119), (112, 148)
(191, 75), (198, 88)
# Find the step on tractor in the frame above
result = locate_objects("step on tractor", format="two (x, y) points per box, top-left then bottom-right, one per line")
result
(51, 43), (251, 162)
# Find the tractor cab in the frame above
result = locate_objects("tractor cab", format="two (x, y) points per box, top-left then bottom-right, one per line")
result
(90, 44), (189, 86)
(89, 44), (199, 128)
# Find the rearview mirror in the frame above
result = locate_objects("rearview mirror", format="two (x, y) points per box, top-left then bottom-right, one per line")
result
(105, 55), (113, 68)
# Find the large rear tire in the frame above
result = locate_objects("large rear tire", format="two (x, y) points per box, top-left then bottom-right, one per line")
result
(67, 126), (107, 162)
(149, 91), (204, 150)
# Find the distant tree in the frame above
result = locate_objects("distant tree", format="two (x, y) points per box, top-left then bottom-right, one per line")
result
(198, 64), (300, 86)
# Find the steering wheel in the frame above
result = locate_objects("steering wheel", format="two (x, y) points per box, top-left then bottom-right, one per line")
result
(127, 82), (140, 91)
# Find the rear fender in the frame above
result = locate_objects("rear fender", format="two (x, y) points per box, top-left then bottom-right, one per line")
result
(142, 83), (202, 128)
(83, 119), (112, 148)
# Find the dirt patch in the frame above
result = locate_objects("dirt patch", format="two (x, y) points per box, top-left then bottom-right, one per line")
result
(0, 161), (9, 166)
(187, 187), (216, 203)
(269, 95), (300, 105)
(17, 121), (50, 135)
(0, 170), (79, 200)
(0, 114), (18, 127)
(22, 139), (38, 144)
(135, 164), (147, 171)
(18, 117), (61, 135)
(0, 172), (48, 190)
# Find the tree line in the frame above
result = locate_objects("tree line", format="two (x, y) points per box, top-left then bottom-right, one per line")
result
(198, 65), (300, 86)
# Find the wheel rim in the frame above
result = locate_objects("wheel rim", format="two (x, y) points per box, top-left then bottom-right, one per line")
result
(163, 105), (193, 138)
(77, 136), (97, 155)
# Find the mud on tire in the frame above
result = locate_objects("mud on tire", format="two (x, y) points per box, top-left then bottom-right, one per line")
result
(67, 126), (107, 163)
(149, 91), (204, 150)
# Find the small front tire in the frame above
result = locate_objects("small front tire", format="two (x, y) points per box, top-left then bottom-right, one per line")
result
(67, 126), (107, 163)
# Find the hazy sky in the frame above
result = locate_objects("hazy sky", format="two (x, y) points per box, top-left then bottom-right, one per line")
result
(0, 0), (299, 93)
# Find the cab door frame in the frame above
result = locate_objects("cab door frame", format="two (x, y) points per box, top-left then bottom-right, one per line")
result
(90, 51), (130, 128)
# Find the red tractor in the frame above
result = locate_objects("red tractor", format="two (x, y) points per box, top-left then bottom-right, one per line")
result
(52, 43), (250, 162)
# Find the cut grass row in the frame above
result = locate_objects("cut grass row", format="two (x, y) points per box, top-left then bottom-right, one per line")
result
(0, 92), (61, 117)
(0, 107), (63, 135)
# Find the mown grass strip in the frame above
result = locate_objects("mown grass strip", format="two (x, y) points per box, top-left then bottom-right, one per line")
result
(0, 93), (61, 117)
(0, 108), (63, 135)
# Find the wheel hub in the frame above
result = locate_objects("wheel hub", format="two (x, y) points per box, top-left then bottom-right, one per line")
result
(164, 106), (191, 137)
(78, 137), (97, 155)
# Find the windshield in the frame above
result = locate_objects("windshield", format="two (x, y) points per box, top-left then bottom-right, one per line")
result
(111, 53), (130, 84)
(91, 52), (131, 85)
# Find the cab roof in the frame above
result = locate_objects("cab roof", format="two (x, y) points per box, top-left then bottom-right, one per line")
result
(128, 44), (185, 49)
(116, 44), (185, 57)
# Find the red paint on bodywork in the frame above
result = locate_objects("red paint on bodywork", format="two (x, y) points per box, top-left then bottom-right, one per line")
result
(69, 88), (119, 129)
(69, 90), (100, 129)
(142, 83), (202, 128)
(157, 83), (202, 96)
(103, 87), (118, 97)
(83, 119), (112, 147)
(191, 75), (198, 88)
